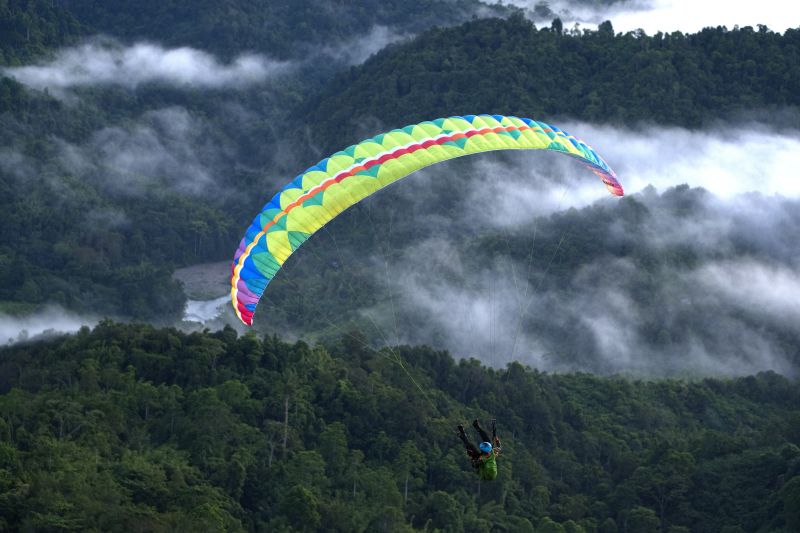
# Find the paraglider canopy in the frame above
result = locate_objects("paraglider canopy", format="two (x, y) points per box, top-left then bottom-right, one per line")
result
(231, 114), (623, 325)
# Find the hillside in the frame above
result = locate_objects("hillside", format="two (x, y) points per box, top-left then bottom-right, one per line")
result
(0, 322), (798, 531)
(0, 0), (507, 64)
(304, 15), (800, 149)
(2, 11), (799, 324)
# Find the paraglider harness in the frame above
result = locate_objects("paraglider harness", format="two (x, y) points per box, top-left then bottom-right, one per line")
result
(457, 419), (501, 479)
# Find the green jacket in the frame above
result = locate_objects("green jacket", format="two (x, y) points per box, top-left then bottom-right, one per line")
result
(474, 450), (498, 480)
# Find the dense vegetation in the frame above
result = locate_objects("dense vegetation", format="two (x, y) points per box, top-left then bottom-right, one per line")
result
(0, 0), (505, 65)
(0, 80), (238, 319)
(0, 0), (83, 64)
(0, 0), (503, 321)
(2, 3), (799, 322)
(243, 183), (800, 377)
(2, 4), (799, 532)
(0, 322), (798, 531)
(68, 0), (507, 58)
(306, 15), (800, 148)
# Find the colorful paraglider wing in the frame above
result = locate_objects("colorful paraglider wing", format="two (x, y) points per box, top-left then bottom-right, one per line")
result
(231, 114), (623, 325)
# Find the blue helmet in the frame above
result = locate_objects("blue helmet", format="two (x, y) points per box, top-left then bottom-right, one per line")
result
(479, 441), (493, 453)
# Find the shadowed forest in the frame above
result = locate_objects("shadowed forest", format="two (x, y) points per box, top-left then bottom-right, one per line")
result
(2, 1), (800, 531)
(1, 323), (799, 532)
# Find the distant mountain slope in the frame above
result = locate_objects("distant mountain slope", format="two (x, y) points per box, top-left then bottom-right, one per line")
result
(304, 14), (800, 149)
(255, 183), (800, 377)
(2, 9), (799, 330)
(56, 0), (509, 58)
(0, 1), (514, 322)
(0, 0), (83, 64)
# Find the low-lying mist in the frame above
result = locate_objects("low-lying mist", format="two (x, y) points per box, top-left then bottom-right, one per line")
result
(4, 38), (799, 379)
(0, 306), (97, 346)
(2, 39), (289, 94)
(257, 120), (800, 378)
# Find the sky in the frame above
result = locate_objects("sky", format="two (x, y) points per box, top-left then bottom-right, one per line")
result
(508, 0), (800, 34)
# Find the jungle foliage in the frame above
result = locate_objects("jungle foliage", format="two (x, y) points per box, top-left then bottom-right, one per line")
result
(1, 5), (799, 321)
(0, 322), (798, 531)
(306, 14), (800, 148)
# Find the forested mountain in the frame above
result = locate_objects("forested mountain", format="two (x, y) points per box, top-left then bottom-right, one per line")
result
(255, 183), (800, 376)
(2, 8), (799, 326)
(0, 0), (83, 64)
(0, 0), (507, 65)
(305, 14), (800, 149)
(0, 0), (505, 322)
(57, 0), (506, 59)
(0, 323), (798, 532)
(2, 3), (800, 532)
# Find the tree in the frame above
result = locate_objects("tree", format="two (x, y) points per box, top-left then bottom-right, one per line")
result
(624, 507), (661, 533)
(319, 421), (350, 483)
(630, 451), (694, 529)
(780, 476), (800, 530)
(538, 517), (566, 533)
(395, 440), (427, 504)
(421, 491), (463, 533)
(279, 485), (321, 532)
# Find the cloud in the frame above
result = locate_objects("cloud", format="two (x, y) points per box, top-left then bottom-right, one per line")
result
(365, 221), (800, 377)
(313, 120), (800, 377)
(319, 25), (411, 66)
(568, 121), (800, 199)
(501, 0), (800, 35)
(4, 24), (418, 100)
(692, 260), (800, 325)
(3, 39), (289, 93)
(357, 120), (800, 238)
(0, 148), (35, 182)
(0, 306), (96, 346)
(183, 295), (230, 324)
(456, 152), (615, 228)
(361, 236), (550, 366)
(561, 255), (798, 377)
(0, 105), (236, 201)
(436, 121), (800, 232)
(55, 106), (226, 197)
